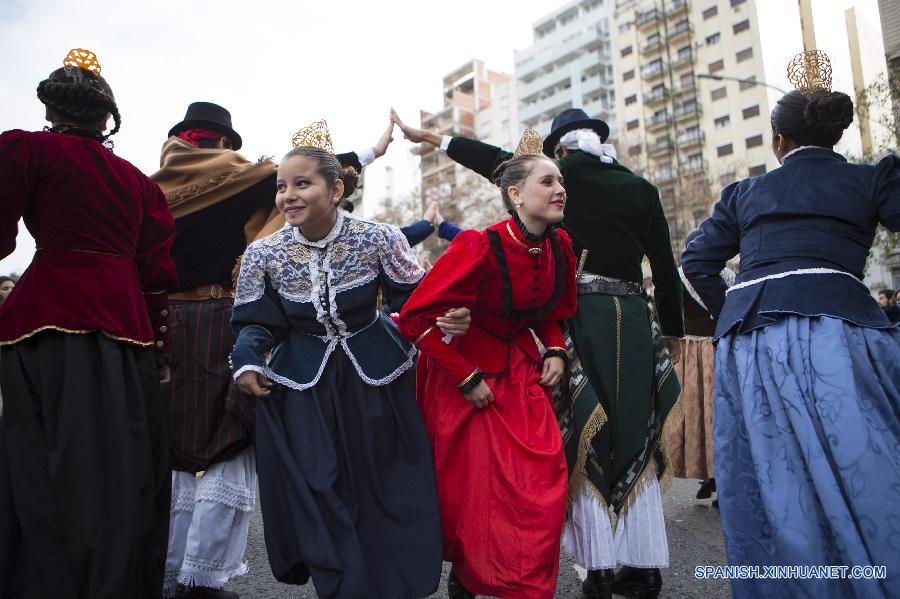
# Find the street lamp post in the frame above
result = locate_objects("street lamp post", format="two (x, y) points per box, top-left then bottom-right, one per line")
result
(696, 73), (790, 95)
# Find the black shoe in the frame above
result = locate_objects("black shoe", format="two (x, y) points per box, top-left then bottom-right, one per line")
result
(448, 566), (475, 599)
(175, 585), (239, 599)
(581, 569), (615, 598)
(696, 478), (716, 500)
(611, 566), (662, 599)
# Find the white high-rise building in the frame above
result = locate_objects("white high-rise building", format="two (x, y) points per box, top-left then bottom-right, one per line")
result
(515, 0), (617, 138)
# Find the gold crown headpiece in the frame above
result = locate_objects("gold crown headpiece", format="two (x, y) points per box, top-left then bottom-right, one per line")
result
(291, 119), (335, 155)
(787, 50), (832, 97)
(513, 127), (544, 157)
(63, 48), (101, 78)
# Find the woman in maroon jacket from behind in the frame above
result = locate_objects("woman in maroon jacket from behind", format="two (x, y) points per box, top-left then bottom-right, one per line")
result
(0, 50), (178, 599)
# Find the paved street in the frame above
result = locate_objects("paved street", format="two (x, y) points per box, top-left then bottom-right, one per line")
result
(226, 477), (731, 598)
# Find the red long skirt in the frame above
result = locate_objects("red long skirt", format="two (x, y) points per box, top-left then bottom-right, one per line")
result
(416, 344), (567, 599)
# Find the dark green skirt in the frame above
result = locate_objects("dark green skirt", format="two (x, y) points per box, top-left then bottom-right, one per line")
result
(557, 294), (681, 514)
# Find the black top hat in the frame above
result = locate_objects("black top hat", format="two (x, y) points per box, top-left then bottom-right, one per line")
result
(543, 108), (610, 157)
(168, 102), (242, 150)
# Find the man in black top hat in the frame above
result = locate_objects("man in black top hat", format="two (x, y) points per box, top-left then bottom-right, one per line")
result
(153, 102), (394, 599)
(392, 106), (684, 599)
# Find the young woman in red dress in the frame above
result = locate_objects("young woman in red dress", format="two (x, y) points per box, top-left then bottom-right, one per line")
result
(398, 136), (577, 599)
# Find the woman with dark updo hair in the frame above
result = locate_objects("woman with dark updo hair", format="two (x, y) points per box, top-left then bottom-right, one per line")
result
(0, 50), (178, 597)
(682, 52), (900, 599)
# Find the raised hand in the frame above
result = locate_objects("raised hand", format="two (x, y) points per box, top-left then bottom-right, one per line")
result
(391, 108), (442, 146)
(372, 119), (395, 158)
(423, 201), (438, 224)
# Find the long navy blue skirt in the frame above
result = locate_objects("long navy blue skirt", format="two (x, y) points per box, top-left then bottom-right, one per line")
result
(255, 349), (442, 599)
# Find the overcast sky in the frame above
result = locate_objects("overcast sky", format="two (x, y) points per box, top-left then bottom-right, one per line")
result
(0, 0), (889, 276)
(0, 0), (555, 274)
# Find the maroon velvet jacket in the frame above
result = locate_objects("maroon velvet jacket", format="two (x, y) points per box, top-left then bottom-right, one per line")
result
(0, 129), (178, 351)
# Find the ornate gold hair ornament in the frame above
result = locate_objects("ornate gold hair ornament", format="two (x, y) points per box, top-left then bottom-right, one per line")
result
(291, 119), (335, 154)
(787, 50), (832, 97)
(63, 48), (101, 78)
(513, 127), (544, 157)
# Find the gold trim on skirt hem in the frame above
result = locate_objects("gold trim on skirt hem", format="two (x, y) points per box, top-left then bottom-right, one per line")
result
(0, 325), (155, 347)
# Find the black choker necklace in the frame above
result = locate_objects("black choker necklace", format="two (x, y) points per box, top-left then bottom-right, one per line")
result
(509, 210), (549, 244)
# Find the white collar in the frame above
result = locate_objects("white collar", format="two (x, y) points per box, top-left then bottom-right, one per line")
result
(291, 210), (346, 247)
(780, 145), (820, 163)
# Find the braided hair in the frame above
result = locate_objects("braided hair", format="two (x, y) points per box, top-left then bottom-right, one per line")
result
(37, 67), (121, 141)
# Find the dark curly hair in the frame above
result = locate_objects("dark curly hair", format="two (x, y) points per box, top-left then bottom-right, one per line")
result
(281, 146), (359, 200)
(37, 67), (121, 140)
(770, 89), (853, 148)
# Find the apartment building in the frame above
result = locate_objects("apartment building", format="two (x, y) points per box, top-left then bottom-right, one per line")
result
(414, 60), (518, 236)
(611, 0), (889, 247)
(515, 0), (616, 138)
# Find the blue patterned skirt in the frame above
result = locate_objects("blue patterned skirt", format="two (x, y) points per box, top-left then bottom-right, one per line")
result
(714, 316), (900, 599)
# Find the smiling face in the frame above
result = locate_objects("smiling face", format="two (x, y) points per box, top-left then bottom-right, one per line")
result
(275, 155), (344, 233)
(507, 157), (566, 225)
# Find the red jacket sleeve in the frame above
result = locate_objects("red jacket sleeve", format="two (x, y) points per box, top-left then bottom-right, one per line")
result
(0, 130), (37, 259)
(137, 179), (178, 355)
(531, 229), (578, 351)
(398, 229), (486, 385)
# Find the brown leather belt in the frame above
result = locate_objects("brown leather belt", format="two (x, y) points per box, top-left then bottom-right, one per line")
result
(169, 284), (235, 301)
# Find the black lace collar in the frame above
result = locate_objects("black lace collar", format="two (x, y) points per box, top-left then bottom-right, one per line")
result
(509, 210), (550, 244)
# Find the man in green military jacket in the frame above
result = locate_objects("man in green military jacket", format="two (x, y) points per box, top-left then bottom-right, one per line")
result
(393, 108), (684, 599)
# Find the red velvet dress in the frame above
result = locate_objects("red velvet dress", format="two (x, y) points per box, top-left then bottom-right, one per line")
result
(398, 219), (577, 599)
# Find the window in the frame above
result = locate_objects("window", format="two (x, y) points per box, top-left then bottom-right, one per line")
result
(628, 144), (642, 156)
(625, 93), (638, 106)
(703, 5), (718, 19)
(739, 76), (757, 90)
(709, 59), (725, 73)
(714, 114), (731, 128)
(677, 45), (692, 61)
(748, 163), (766, 177)
(711, 87), (727, 100)
(736, 47), (753, 62)
(680, 72), (694, 88)
(717, 143), (734, 157)
(623, 69), (635, 81)
(742, 104), (760, 119)
(731, 0), (747, 6)
(706, 32), (721, 45)
(621, 45), (633, 57)
(733, 19), (750, 33)
(619, 21), (633, 33)
(627, 119), (640, 130)
(719, 170), (737, 185)
(745, 134), (763, 148)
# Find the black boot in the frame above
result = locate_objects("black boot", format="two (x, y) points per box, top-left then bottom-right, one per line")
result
(447, 566), (475, 599)
(696, 477), (716, 500)
(581, 568), (615, 598)
(611, 566), (662, 599)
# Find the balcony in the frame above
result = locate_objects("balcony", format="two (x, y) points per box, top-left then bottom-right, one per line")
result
(518, 92), (572, 125)
(678, 158), (709, 175)
(648, 136), (675, 157)
(671, 77), (696, 97)
(641, 61), (666, 81)
(636, 8), (661, 31)
(518, 68), (573, 103)
(655, 168), (676, 184)
(647, 112), (671, 132)
(666, 0), (689, 18)
(670, 51), (695, 70)
(667, 21), (693, 43)
(674, 102), (703, 121)
(641, 37), (663, 56)
(676, 128), (706, 147)
(643, 86), (670, 106)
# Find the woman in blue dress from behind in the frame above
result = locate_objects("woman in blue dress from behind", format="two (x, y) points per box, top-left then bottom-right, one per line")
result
(682, 52), (900, 599)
